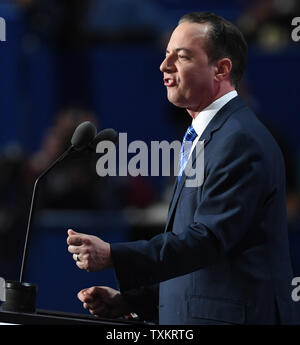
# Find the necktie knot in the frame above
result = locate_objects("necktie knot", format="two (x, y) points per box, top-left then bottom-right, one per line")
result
(183, 125), (197, 143)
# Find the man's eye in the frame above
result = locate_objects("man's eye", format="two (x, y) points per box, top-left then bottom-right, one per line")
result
(178, 55), (188, 60)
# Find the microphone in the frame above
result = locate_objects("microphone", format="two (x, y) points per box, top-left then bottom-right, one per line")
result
(19, 121), (97, 283)
(2, 121), (98, 312)
(71, 121), (97, 150)
(1, 123), (119, 313)
(87, 128), (119, 151)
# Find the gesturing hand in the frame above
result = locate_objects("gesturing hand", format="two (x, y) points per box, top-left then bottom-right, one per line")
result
(77, 286), (131, 318)
(67, 229), (113, 272)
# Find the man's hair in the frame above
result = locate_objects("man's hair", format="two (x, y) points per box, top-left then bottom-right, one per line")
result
(179, 12), (248, 87)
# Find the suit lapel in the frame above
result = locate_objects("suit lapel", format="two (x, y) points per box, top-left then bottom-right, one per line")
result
(164, 96), (246, 232)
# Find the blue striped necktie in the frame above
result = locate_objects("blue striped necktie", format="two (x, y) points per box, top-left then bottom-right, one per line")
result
(178, 124), (198, 181)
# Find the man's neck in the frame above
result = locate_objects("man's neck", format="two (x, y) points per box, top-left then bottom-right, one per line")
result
(187, 84), (235, 119)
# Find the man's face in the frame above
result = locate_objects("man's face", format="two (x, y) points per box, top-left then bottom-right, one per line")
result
(160, 21), (216, 116)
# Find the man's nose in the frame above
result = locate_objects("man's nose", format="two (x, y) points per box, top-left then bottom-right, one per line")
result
(160, 55), (176, 73)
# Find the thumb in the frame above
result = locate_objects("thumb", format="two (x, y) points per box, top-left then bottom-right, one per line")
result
(67, 229), (78, 236)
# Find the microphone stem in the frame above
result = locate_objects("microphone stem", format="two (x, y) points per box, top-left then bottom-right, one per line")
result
(19, 146), (74, 283)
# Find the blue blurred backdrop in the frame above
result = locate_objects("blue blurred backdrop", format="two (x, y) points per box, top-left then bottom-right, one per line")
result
(0, 0), (299, 314)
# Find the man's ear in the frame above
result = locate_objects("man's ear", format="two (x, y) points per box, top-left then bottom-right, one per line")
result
(214, 58), (232, 82)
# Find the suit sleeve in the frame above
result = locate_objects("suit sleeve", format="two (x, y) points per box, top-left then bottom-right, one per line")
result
(111, 132), (267, 291)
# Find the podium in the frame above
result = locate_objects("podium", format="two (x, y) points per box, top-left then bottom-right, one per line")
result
(0, 308), (148, 325)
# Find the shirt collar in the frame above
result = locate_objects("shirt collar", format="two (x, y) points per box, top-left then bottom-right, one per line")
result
(192, 90), (238, 138)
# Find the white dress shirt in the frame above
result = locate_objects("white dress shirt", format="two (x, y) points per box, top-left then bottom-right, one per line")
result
(190, 90), (238, 156)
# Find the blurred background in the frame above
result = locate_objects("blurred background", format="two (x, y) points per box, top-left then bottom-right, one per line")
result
(0, 0), (299, 314)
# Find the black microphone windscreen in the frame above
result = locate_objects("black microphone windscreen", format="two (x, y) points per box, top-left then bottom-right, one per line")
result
(71, 121), (97, 149)
(89, 128), (118, 150)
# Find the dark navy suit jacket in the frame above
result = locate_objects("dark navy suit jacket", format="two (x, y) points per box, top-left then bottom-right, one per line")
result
(110, 96), (300, 324)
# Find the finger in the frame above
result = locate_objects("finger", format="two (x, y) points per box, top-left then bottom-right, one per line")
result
(81, 288), (104, 306)
(68, 245), (80, 254)
(78, 286), (102, 303)
(72, 253), (81, 262)
(78, 291), (98, 304)
(83, 302), (89, 310)
(66, 229), (78, 244)
(89, 304), (106, 316)
(67, 235), (83, 246)
(67, 229), (78, 236)
(82, 295), (94, 304)
(85, 299), (103, 310)
(77, 289), (89, 302)
(85, 286), (100, 297)
(76, 260), (86, 270)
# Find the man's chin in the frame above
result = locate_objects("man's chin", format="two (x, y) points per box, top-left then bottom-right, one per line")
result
(167, 96), (187, 109)
(166, 91), (182, 106)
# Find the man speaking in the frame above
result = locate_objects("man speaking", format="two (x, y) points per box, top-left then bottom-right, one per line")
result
(67, 12), (299, 324)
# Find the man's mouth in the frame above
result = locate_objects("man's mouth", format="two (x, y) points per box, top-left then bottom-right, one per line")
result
(164, 77), (176, 87)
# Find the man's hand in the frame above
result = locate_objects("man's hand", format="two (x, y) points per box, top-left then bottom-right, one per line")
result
(77, 286), (131, 318)
(67, 229), (113, 272)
